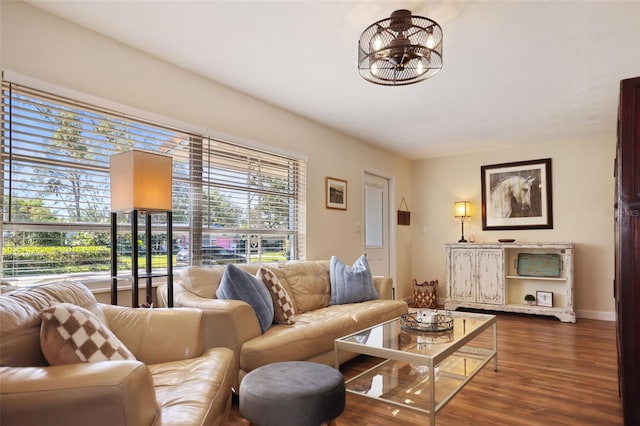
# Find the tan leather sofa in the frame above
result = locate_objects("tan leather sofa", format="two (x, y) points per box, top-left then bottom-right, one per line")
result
(157, 260), (408, 388)
(0, 281), (236, 426)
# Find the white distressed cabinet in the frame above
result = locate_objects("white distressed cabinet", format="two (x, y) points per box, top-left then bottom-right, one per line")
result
(447, 247), (503, 305)
(445, 243), (575, 323)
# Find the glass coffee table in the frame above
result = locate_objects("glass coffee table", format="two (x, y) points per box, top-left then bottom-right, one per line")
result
(334, 310), (497, 425)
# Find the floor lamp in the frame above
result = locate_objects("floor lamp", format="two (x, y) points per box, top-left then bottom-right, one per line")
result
(110, 150), (173, 307)
(454, 201), (471, 243)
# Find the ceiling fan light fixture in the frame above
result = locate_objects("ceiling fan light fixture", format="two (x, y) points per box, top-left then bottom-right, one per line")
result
(358, 9), (443, 86)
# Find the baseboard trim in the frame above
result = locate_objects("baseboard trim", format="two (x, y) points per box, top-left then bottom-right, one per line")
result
(576, 309), (616, 322)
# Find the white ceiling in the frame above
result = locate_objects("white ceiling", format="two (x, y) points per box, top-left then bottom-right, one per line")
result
(26, 0), (640, 160)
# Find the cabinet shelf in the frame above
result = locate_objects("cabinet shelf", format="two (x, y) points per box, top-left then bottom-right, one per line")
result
(505, 275), (566, 282)
(505, 303), (565, 311)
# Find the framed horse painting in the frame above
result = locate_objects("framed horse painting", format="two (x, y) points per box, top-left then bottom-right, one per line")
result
(481, 158), (553, 230)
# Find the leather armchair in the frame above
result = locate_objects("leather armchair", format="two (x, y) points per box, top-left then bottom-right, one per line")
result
(0, 281), (236, 426)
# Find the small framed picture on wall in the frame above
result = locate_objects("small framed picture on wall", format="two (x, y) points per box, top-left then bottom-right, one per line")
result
(325, 177), (347, 210)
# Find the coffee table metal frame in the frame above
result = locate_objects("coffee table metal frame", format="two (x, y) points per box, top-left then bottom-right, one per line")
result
(334, 311), (497, 425)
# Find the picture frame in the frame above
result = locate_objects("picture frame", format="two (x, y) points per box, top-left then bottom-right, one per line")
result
(481, 158), (553, 230)
(536, 291), (553, 307)
(325, 177), (347, 210)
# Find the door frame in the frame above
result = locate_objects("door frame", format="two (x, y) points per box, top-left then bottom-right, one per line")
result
(363, 168), (397, 298)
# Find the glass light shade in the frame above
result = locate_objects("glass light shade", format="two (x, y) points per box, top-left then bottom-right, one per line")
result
(454, 201), (471, 219)
(110, 150), (173, 212)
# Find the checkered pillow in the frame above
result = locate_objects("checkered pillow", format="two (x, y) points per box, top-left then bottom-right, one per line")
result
(40, 303), (136, 365)
(256, 267), (295, 324)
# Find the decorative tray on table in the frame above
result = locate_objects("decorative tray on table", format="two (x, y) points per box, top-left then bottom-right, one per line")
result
(401, 311), (454, 333)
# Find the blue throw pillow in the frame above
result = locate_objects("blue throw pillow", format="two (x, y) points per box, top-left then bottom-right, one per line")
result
(216, 264), (274, 333)
(329, 255), (379, 305)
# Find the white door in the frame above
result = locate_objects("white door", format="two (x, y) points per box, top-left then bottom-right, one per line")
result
(364, 172), (390, 277)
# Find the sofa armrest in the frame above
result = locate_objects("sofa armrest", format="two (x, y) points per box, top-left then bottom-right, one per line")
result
(171, 292), (262, 354)
(0, 361), (158, 426)
(101, 304), (205, 364)
(373, 276), (394, 299)
(166, 290), (260, 389)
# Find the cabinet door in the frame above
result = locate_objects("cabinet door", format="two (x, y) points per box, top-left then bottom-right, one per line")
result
(449, 249), (475, 302)
(476, 249), (504, 304)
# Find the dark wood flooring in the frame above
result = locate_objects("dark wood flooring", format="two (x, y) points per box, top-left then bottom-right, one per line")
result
(227, 312), (622, 425)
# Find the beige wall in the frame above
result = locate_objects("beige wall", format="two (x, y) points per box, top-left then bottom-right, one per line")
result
(0, 1), (414, 295)
(412, 135), (616, 319)
(0, 2), (618, 318)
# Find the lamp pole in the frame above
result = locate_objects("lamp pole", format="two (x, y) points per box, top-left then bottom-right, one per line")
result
(459, 219), (467, 243)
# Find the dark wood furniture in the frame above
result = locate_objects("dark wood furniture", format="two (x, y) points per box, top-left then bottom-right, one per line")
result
(615, 76), (640, 426)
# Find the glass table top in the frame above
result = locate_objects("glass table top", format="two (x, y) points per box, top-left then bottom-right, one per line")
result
(336, 310), (496, 361)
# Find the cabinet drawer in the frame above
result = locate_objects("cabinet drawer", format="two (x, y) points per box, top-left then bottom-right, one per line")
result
(517, 253), (561, 277)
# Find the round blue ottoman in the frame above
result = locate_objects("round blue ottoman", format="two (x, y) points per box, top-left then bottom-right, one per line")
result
(239, 361), (345, 426)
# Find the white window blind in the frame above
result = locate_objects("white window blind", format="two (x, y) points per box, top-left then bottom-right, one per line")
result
(1, 81), (306, 282)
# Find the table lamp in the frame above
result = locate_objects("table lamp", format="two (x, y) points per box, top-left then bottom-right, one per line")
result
(454, 201), (471, 243)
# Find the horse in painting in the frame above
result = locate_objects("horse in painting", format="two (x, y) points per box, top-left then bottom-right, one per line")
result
(490, 176), (536, 218)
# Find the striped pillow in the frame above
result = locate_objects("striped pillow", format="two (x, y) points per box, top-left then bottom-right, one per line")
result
(329, 255), (379, 305)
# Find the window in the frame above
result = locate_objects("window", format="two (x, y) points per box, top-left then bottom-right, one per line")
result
(1, 81), (306, 285)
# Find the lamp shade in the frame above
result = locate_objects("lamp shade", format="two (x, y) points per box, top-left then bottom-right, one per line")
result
(110, 150), (172, 212)
(454, 201), (471, 219)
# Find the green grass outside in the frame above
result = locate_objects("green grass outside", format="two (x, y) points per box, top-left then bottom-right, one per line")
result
(118, 255), (175, 269)
(248, 251), (288, 263)
(2, 246), (289, 277)
(118, 251), (287, 269)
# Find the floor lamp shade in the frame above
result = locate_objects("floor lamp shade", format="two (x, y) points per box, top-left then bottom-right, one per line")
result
(110, 150), (173, 212)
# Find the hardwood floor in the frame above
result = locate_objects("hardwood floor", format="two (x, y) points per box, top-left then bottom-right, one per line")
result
(227, 313), (622, 425)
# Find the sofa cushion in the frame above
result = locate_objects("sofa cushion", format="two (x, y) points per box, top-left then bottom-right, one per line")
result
(216, 264), (274, 333)
(329, 255), (379, 305)
(256, 267), (296, 325)
(279, 261), (330, 314)
(40, 303), (136, 365)
(0, 281), (107, 367)
(239, 299), (408, 373)
(149, 347), (235, 426)
(240, 263), (299, 313)
(180, 266), (226, 299)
